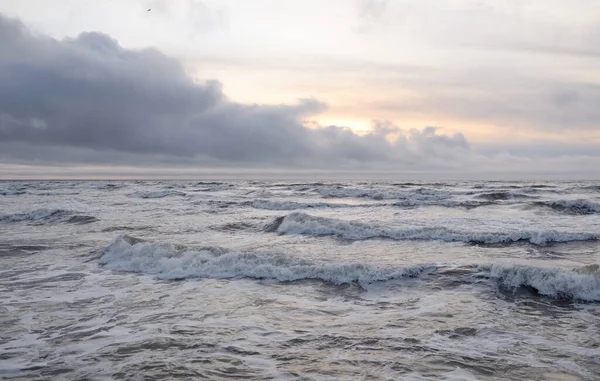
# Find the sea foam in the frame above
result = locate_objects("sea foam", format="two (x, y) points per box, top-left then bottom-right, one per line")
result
(100, 236), (600, 302)
(482, 264), (600, 302)
(100, 235), (432, 285)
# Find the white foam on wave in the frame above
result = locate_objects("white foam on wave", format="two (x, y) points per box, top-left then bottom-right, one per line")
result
(274, 212), (600, 245)
(100, 236), (600, 302)
(482, 264), (600, 302)
(99, 235), (432, 285)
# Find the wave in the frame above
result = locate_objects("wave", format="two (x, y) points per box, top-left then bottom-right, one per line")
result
(189, 182), (233, 192)
(270, 212), (599, 245)
(482, 264), (600, 302)
(315, 186), (407, 200)
(0, 208), (69, 223)
(66, 215), (99, 224)
(250, 197), (491, 211)
(392, 199), (489, 209)
(100, 236), (600, 302)
(132, 190), (186, 199)
(90, 183), (127, 190)
(100, 235), (432, 284)
(534, 200), (600, 215)
(213, 222), (259, 232)
(196, 181), (230, 186)
(250, 200), (387, 211)
(391, 182), (450, 187)
(0, 189), (26, 196)
(314, 186), (463, 203)
(0, 208), (97, 224)
(528, 184), (556, 189)
(474, 191), (537, 201)
(578, 185), (600, 192)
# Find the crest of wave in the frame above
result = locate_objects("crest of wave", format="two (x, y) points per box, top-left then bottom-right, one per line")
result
(482, 264), (600, 302)
(100, 235), (432, 285)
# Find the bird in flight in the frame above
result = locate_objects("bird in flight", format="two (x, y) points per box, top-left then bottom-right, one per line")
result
(147, 8), (151, 11)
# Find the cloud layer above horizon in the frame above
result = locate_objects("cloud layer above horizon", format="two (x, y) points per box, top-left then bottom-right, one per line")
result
(0, 8), (599, 178)
(0, 14), (474, 170)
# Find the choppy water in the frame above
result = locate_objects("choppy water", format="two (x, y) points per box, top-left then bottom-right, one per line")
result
(1, 180), (599, 380)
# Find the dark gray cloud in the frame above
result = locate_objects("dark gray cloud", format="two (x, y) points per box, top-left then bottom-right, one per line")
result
(0, 13), (471, 170)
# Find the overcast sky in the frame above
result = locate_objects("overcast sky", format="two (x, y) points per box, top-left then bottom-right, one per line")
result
(0, 0), (599, 178)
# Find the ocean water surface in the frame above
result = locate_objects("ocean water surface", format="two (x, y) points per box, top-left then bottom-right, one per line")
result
(1, 180), (599, 380)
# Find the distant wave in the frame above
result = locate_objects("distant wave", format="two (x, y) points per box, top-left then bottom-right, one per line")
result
(314, 186), (469, 203)
(471, 184), (556, 190)
(250, 200), (387, 211)
(189, 182), (234, 192)
(252, 199), (488, 210)
(315, 186), (409, 200)
(196, 181), (230, 186)
(89, 183), (127, 190)
(100, 235), (432, 285)
(0, 190), (26, 196)
(1, 208), (69, 222)
(269, 212), (599, 245)
(131, 190), (186, 199)
(474, 191), (538, 201)
(100, 236), (600, 302)
(0, 208), (97, 224)
(392, 199), (490, 209)
(578, 185), (600, 192)
(533, 200), (600, 215)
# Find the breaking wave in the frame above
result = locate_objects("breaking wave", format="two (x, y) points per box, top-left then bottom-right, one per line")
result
(270, 212), (600, 245)
(99, 235), (432, 285)
(0, 208), (97, 224)
(483, 264), (600, 302)
(533, 200), (600, 215)
(99, 236), (600, 302)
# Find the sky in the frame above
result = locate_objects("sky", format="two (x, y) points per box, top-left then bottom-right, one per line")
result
(0, 0), (599, 179)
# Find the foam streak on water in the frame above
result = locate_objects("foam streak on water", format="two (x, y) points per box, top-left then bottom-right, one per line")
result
(1, 180), (600, 380)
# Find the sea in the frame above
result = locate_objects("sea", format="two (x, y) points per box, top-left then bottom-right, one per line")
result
(1, 179), (599, 380)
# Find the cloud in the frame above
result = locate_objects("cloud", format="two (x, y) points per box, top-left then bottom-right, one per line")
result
(371, 66), (600, 131)
(0, 13), (474, 171)
(146, 0), (229, 35)
(1, 13), (598, 179)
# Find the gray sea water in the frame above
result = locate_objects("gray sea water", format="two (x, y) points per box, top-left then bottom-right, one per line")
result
(1, 180), (599, 380)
